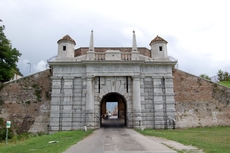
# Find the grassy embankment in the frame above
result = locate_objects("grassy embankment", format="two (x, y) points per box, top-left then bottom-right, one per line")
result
(0, 130), (93, 153)
(136, 126), (230, 153)
(219, 81), (230, 88)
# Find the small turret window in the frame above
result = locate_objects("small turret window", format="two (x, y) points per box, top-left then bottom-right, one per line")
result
(63, 46), (66, 51)
(159, 46), (163, 51)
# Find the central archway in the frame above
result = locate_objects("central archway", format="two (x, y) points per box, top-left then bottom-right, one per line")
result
(100, 92), (127, 127)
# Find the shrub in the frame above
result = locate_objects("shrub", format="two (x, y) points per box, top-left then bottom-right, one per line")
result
(0, 118), (14, 141)
(0, 128), (14, 141)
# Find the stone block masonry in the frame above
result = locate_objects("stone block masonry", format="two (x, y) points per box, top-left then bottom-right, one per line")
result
(1, 68), (230, 133)
(142, 77), (154, 128)
(0, 69), (52, 134)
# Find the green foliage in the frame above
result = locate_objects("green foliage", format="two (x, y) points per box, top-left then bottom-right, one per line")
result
(32, 84), (42, 102)
(0, 118), (13, 141)
(0, 128), (14, 141)
(0, 22), (22, 82)
(217, 70), (230, 81)
(199, 74), (211, 80)
(13, 132), (31, 141)
(0, 130), (93, 153)
(136, 126), (230, 153)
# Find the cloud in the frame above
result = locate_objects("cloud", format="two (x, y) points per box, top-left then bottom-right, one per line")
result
(1, 0), (230, 77)
(17, 59), (31, 75)
(34, 60), (47, 72)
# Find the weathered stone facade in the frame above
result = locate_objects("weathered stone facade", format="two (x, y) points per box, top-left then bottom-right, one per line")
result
(0, 70), (51, 133)
(48, 32), (177, 131)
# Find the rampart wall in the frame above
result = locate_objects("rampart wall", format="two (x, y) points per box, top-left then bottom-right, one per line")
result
(173, 69), (230, 128)
(0, 68), (229, 133)
(0, 69), (52, 134)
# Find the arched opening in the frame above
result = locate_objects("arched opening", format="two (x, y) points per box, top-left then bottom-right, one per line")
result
(100, 92), (126, 128)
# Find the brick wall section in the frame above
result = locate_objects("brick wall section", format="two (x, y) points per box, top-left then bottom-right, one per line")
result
(0, 69), (52, 134)
(173, 68), (230, 128)
(75, 47), (151, 57)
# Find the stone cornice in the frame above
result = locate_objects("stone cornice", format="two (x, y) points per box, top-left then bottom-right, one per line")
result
(49, 60), (177, 66)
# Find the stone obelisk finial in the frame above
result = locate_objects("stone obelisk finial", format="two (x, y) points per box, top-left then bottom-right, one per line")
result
(89, 30), (94, 51)
(132, 30), (137, 51)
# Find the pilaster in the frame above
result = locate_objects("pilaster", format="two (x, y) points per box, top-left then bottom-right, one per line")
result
(153, 77), (165, 129)
(61, 77), (74, 130)
(49, 77), (62, 131)
(164, 77), (176, 129)
(85, 76), (95, 128)
(132, 76), (142, 128)
(153, 76), (176, 129)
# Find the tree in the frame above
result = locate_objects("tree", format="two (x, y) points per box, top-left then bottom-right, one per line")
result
(0, 21), (22, 82)
(223, 72), (230, 81)
(217, 70), (224, 81)
(217, 69), (230, 82)
(199, 74), (211, 80)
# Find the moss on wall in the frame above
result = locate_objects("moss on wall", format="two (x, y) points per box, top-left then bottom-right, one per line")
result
(0, 69), (52, 134)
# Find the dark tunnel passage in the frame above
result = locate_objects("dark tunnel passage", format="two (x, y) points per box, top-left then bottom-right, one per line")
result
(100, 93), (127, 128)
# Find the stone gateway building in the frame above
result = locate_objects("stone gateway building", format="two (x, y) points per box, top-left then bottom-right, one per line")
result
(48, 31), (177, 131)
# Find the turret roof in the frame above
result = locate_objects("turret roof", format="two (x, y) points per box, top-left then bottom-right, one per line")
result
(57, 35), (76, 45)
(149, 35), (167, 45)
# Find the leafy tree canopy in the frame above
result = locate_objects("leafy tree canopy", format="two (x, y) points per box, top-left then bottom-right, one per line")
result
(0, 21), (22, 82)
(199, 74), (211, 80)
(217, 70), (230, 81)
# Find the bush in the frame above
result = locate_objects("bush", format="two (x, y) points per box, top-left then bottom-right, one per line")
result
(217, 70), (230, 81)
(199, 74), (211, 80)
(0, 118), (14, 141)
(0, 128), (14, 141)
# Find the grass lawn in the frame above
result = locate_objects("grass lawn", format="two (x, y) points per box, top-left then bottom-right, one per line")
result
(219, 81), (230, 88)
(0, 130), (93, 153)
(136, 126), (230, 153)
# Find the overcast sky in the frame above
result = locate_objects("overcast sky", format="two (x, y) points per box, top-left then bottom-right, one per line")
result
(1, 0), (229, 77)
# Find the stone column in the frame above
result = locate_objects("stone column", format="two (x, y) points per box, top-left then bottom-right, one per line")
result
(132, 76), (142, 128)
(85, 76), (94, 128)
